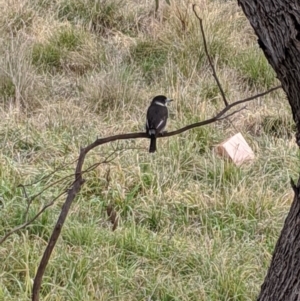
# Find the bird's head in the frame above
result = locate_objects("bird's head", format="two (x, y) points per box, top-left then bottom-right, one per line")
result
(151, 95), (173, 106)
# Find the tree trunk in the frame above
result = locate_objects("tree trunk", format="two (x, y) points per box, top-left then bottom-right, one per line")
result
(237, 1), (300, 300)
(258, 178), (300, 300)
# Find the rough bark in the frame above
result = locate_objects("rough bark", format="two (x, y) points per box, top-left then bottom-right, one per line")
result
(238, 0), (300, 144)
(237, 1), (300, 300)
(258, 178), (300, 300)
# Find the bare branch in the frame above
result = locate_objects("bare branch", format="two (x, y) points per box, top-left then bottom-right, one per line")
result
(31, 147), (136, 300)
(193, 4), (229, 107)
(164, 85), (281, 136)
(80, 85), (281, 149)
(32, 153), (85, 301)
(32, 84), (281, 300)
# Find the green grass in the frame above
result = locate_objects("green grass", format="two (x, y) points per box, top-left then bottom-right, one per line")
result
(32, 27), (85, 72)
(234, 47), (277, 89)
(130, 40), (168, 82)
(0, 0), (294, 300)
(0, 75), (15, 101)
(57, 0), (135, 35)
(262, 115), (296, 138)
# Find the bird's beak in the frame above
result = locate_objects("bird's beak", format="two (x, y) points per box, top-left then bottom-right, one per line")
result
(166, 98), (173, 103)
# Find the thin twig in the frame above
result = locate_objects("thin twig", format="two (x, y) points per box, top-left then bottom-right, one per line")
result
(82, 147), (143, 175)
(0, 191), (66, 245)
(20, 174), (75, 205)
(192, 4), (229, 107)
(19, 158), (78, 187)
(17, 148), (129, 217)
(0, 149), (123, 247)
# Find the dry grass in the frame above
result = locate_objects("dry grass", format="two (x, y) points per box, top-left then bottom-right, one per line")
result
(0, 0), (296, 300)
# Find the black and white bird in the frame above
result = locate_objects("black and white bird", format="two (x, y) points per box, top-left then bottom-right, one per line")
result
(146, 95), (173, 153)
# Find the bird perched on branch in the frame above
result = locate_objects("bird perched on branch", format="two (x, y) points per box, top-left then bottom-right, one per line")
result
(146, 95), (173, 153)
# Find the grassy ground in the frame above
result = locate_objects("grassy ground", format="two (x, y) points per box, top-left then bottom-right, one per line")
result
(0, 0), (297, 300)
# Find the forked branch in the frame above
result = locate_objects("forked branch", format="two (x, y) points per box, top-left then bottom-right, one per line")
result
(32, 82), (280, 301)
(31, 5), (282, 300)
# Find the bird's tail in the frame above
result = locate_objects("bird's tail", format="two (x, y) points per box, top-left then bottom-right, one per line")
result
(149, 135), (156, 153)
